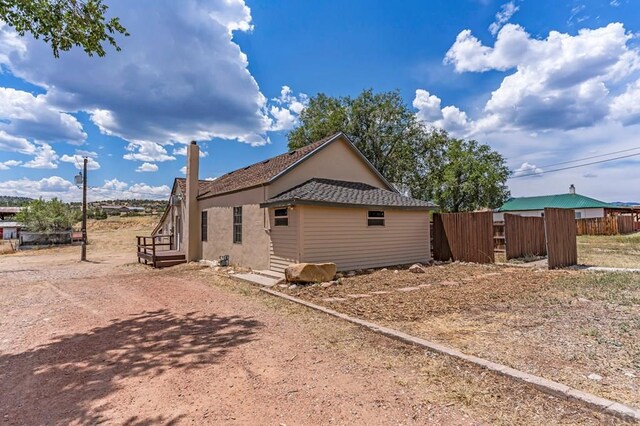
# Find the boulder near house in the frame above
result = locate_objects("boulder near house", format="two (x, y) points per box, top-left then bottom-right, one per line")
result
(150, 133), (436, 273)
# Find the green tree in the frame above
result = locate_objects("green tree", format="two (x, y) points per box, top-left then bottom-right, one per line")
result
(409, 130), (510, 211)
(0, 0), (128, 57)
(16, 198), (81, 232)
(288, 89), (421, 185)
(288, 90), (511, 212)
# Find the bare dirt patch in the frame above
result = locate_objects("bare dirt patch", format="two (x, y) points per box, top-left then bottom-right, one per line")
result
(0, 219), (627, 424)
(281, 263), (640, 408)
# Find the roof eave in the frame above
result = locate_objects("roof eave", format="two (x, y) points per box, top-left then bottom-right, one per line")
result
(260, 198), (436, 211)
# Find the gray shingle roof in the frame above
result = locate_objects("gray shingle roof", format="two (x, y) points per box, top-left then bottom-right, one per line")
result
(261, 178), (437, 210)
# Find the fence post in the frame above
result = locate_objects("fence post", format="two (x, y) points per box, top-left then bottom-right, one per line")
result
(545, 208), (577, 269)
(152, 236), (157, 268)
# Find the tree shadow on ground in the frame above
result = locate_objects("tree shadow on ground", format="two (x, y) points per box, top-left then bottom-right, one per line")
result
(0, 309), (262, 425)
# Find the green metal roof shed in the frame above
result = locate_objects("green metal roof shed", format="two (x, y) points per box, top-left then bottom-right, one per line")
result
(498, 193), (614, 212)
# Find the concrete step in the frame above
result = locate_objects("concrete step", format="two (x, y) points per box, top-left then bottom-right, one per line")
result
(234, 273), (280, 287)
(254, 269), (285, 280)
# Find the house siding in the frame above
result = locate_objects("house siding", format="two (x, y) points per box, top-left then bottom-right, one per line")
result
(300, 206), (430, 271)
(267, 138), (391, 198)
(268, 207), (299, 273)
(199, 187), (270, 270)
(494, 207), (605, 222)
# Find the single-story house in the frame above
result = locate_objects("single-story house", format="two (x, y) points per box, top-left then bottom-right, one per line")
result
(0, 221), (21, 240)
(101, 205), (145, 214)
(0, 207), (21, 220)
(493, 185), (631, 221)
(153, 132), (437, 273)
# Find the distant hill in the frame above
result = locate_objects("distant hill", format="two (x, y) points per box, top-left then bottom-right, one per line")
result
(610, 201), (640, 207)
(0, 196), (34, 207)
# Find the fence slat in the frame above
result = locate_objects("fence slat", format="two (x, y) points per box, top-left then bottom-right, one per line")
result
(504, 214), (546, 260)
(545, 208), (577, 269)
(433, 211), (494, 263)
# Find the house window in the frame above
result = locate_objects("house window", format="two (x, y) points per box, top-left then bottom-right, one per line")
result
(233, 206), (242, 244)
(274, 208), (289, 226)
(575, 211), (582, 219)
(201, 211), (208, 241)
(368, 210), (385, 226)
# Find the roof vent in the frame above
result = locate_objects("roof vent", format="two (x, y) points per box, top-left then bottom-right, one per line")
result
(289, 150), (297, 155)
(262, 159), (270, 164)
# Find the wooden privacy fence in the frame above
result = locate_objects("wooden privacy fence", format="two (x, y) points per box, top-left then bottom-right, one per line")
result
(433, 211), (494, 263)
(545, 208), (577, 269)
(504, 214), (547, 260)
(576, 215), (635, 236)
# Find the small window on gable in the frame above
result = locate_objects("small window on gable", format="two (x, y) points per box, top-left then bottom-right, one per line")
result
(575, 211), (582, 219)
(274, 208), (289, 227)
(368, 210), (385, 226)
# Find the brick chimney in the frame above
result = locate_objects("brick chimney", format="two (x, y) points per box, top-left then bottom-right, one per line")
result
(569, 184), (576, 195)
(185, 141), (200, 261)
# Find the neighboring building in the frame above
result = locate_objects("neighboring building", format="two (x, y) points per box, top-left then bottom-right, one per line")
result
(153, 132), (436, 272)
(494, 185), (630, 221)
(0, 221), (21, 240)
(102, 205), (146, 214)
(0, 207), (22, 220)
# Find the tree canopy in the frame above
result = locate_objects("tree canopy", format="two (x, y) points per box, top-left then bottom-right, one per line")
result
(287, 89), (510, 212)
(0, 0), (128, 57)
(16, 198), (81, 232)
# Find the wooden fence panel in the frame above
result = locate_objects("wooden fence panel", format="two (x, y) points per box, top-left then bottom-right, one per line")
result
(433, 212), (494, 263)
(576, 217), (618, 235)
(504, 214), (546, 260)
(545, 208), (577, 269)
(576, 216), (635, 235)
(617, 215), (634, 234)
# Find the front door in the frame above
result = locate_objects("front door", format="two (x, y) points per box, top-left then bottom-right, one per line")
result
(175, 216), (182, 251)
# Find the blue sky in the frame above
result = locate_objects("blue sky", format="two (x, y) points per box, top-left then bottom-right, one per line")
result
(0, 0), (639, 202)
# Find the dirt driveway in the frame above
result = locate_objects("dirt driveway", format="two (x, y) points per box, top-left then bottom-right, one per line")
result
(0, 230), (625, 424)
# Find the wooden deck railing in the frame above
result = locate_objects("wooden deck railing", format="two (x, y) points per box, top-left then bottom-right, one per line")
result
(136, 234), (174, 268)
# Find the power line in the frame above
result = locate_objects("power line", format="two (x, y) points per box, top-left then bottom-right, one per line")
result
(534, 146), (640, 169)
(509, 151), (640, 180)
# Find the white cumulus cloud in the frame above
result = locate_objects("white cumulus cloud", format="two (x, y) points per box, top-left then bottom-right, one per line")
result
(269, 86), (309, 131)
(0, 87), (86, 145)
(489, 2), (519, 36)
(136, 162), (159, 173)
(60, 154), (101, 170)
(0, 0), (278, 147)
(123, 141), (176, 162)
(512, 162), (543, 178)
(23, 143), (58, 169)
(440, 22), (640, 133)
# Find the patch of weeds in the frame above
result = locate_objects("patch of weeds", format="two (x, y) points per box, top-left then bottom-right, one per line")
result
(581, 327), (600, 338)
(619, 322), (631, 334)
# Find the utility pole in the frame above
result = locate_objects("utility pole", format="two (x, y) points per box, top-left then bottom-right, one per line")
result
(81, 157), (88, 261)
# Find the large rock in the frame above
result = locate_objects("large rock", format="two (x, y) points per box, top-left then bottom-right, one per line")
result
(285, 263), (337, 283)
(409, 263), (427, 273)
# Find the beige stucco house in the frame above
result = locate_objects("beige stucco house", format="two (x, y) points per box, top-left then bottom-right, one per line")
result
(153, 132), (436, 273)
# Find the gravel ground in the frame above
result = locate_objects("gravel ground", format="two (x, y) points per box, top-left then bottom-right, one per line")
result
(281, 263), (640, 409)
(0, 219), (629, 424)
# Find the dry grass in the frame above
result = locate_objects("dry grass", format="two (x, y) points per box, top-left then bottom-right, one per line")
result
(194, 270), (619, 425)
(5, 216), (157, 258)
(578, 232), (640, 268)
(0, 240), (16, 255)
(281, 264), (640, 408)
